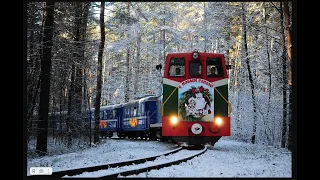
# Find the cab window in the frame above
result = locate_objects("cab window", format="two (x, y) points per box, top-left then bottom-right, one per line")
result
(207, 58), (223, 77)
(190, 62), (201, 77)
(168, 58), (185, 77)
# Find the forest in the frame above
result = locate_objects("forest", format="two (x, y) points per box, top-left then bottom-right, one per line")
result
(26, 1), (294, 156)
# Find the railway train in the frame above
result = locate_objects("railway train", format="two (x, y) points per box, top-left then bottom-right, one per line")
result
(45, 50), (231, 147)
(90, 49), (232, 147)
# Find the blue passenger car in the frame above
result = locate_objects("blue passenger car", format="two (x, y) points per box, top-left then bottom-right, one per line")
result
(88, 104), (123, 138)
(100, 104), (123, 137)
(118, 96), (159, 139)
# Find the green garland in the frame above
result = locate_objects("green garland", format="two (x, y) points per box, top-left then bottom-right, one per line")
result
(179, 85), (213, 122)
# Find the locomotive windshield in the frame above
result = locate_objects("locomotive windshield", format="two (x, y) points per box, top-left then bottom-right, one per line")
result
(207, 58), (223, 77)
(189, 62), (201, 77)
(168, 58), (185, 77)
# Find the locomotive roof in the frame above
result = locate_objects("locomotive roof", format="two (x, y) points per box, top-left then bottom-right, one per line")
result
(167, 51), (224, 55)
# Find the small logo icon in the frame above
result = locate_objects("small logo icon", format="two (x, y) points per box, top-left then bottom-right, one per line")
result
(30, 167), (52, 175)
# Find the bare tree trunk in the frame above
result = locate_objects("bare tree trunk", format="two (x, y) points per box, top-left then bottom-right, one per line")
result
(280, 2), (288, 148)
(94, 1), (105, 144)
(65, 3), (82, 147)
(284, 1), (292, 151)
(36, 0), (54, 156)
(59, 85), (64, 135)
(125, 50), (130, 102)
(203, 2), (208, 52)
(232, 44), (240, 93)
(27, 3), (43, 143)
(67, 64), (75, 147)
(241, 2), (258, 144)
(162, 9), (166, 64)
(27, 77), (40, 142)
(84, 69), (92, 146)
(73, 2), (90, 137)
(124, 2), (131, 102)
(74, 2), (83, 123)
(284, 2), (292, 85)
(133, 32), (141, 97)
(263, 2), (272, 144)
(80, 2), (90, 108)
(160, 8), (166, 95)
(288, 83), (292, 151)
(27, 8), (36, 121)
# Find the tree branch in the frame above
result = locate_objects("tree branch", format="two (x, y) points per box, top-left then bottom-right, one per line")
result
(269, 2), (282, 14)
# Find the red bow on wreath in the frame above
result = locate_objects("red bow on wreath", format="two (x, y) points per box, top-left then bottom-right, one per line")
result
(191, 86), (208, 94)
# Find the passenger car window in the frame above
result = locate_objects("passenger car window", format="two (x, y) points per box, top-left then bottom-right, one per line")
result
(113, 109), (117, 118)
(132, 107), (135, 117)
(141, 103), (144, 115)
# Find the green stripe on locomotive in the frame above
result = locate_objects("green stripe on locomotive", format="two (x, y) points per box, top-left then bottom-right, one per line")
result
(163, 84), (178, 116)
(214, 84), (228, 117)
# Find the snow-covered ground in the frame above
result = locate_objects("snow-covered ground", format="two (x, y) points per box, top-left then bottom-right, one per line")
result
(27, 137), (291, 178)
(67, 148), (204, 178)
(126, 138), (291, 178)
(27, 138), (175, 176)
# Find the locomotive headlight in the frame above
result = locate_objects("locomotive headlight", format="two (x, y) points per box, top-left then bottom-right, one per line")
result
(193, 52), (199, 59)
(215, 117), (223, 126)
(192, 50), (199, 60)
(170, 116), (178, 125)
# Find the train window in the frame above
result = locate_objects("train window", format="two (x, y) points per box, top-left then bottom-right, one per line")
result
(110, 110), (114, 119)
(137, 106), (140, 116)
(124, 108), (127, 118)
(207, 65), (218, 77)
(104, 111), (108, 119)
(126, 108), (130, 118)
(106, 110), (110, 119)
(207, 58), (223, 77)
(133, 107), (137, 117)
(168, 58), (185, 77)
(141, 103), (144, 115)
(113, 109), (117, 118)
(105, 110), (108, 119)
(101, 111), (104, 119)
(190, 62), (201, 77)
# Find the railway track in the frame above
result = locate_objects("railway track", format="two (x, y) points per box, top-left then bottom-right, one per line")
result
(65, 146), (207, 178)
(31, 146), (181, 178)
